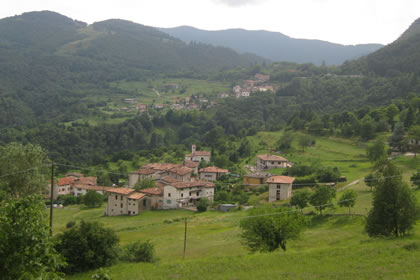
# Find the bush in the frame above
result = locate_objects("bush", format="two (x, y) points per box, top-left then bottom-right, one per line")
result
(196, 198), (210, 212)
(55, 221), (119, 273)
(84, 191), (103, 208)
(66, 220), (76, 228)
(120, 240), (156, 263)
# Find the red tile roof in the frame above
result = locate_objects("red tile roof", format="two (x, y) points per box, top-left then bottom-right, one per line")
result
(73, 184), (112, 191)
(140, 187), (163, 196)
(76, 176), (97, 185)
(199, 166), (229, 173)
(57, 177), (75, 186)
(168, 166), (193, 176)
(142, 163), (180, 171)
(170, 180), (215, 189)
(107, 188), (136, 195)
(134, 168), (158, 175)
(184, 159), (199, 168)
(128, 192), (146, 200)
(159, 176), (179, 184)
(257, 154), (288, 162)
(266, 176), (295, 184)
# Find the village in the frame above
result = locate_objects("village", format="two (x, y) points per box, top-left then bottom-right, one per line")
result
(50, 144), (296, 216)
(117, 73), (275, 113)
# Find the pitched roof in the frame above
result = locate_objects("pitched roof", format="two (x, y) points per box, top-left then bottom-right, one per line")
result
(199, 166), (229, 173)
(57, 177), (75, 186)
(140, 187), (163, 196)
(142, 163), (180, 171)
(244, 172), (273, 178)
(169, 180), (215, 189)
(167, 166), (193, 176)
(159, 176), (179, 184)
(76, 176), (97, 185)
(128, 192), (146, 200)
(184, 159), (199, 168)
(257, 154), (288, 162)
(73, 184), (112, 191)
(65, 172), (84, 178)
(266, 176), (295, 184)
(106, 188), (136, 195)
(134, 168), (159, 175)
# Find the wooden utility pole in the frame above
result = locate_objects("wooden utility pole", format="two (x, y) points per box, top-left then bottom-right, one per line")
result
(183, 217), (188, 260)
(49, 163), (54, 235)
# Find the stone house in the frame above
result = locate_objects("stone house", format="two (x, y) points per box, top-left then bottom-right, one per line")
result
(163, 180), (215, 209)
(105, 188), (151, 216)
(257, 154), (291, 170)
(183, 159), (199, 174)
(199, 166), (229, 181)
(139, 187), (164, 209)
(267, 176), (295, 202)
(185, 144), (211, 162)
(128, 163), (193, 188)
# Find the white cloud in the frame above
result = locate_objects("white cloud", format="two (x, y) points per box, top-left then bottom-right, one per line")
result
(212, 0), (265, 7)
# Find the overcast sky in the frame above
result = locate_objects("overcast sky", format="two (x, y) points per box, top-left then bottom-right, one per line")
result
(1, 0), (419, 45)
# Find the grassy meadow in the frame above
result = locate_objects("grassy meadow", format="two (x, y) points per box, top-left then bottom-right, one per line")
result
(59, 132), (420, 279)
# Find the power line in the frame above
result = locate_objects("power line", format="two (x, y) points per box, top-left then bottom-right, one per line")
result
(0, 167), (42, 178)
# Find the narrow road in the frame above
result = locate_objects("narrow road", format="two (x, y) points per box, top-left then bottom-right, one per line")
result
(338, 178), (362, 192)
(152, 88), (160, 97)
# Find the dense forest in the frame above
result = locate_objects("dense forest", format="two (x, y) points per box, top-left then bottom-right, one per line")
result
(0, 11), (419, 172)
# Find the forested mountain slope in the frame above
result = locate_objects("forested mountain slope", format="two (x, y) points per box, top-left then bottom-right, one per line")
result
(160, 26), (383, 65)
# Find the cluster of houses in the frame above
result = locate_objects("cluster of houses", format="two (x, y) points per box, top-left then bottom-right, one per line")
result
(232, 74), (274, 98)
(52, 146), (297, 216)
(51, 173), (111, 200)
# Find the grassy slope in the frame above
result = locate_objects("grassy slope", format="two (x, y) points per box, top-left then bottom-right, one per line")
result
(61, 132), (419, 279)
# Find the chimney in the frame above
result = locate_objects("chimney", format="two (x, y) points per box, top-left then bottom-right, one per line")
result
(192, 144), (196, 154)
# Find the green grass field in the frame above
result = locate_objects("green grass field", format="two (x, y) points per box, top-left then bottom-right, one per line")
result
(59, 132), (420, 279)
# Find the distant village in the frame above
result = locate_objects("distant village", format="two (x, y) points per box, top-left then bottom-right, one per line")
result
(51, 144), (296, 216)
(118, 73), (275, 113)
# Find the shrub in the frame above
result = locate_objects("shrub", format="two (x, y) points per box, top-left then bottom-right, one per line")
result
(84, 191), (103, 208)
(55, 221), (119, 273)
(66, 220), (76, 228)
(120, 240), (156, 263)
(196, 198), (210, 212)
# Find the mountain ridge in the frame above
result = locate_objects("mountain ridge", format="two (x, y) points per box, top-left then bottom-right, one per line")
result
(159, 25), (383, 65)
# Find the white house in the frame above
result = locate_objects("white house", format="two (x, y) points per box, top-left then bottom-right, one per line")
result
(267, 176), (295, 202)
(257, 154), (291, 170)
(105, 188), (151, 216)
(71, 184), (111, 197)
(163, 180), (215, 209)
(199, 166), (229, 181)
(185, 144), (211, 162)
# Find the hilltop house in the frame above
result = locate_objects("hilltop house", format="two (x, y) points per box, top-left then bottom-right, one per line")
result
(163, 180), (215, 209)
(199, 166), (229, 181)
(185, 144), (211, 163)
(256, 154), (291, 170)
(105, 188), (151, 216)
(243, 171), (273, 186)
(267, 176), (295, 202)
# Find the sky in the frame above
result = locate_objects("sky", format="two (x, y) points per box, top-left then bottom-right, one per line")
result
(1, 0), (419, 45)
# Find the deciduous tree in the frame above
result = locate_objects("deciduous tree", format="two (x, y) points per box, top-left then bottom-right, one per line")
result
(338, 189), (358, 214)
(310, 185), (336, 215)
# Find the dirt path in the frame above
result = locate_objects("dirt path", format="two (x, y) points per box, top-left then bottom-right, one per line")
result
(152, 88), (160, 97)
(338, 178), (362, 192)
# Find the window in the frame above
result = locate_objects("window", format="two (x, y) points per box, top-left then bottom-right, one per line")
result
(201, 157), (204, 160)
(168, 193), (171, 197)
(205, 174), (212, 178)
(181, 193), (184, 197)
(189, 192), (192, 196)
(128, 211), (131, 215)
(271, 161), (274, 164)
(121, 203), (123, 208)
(277, 185), (280, 189)
(167, 200), (171, 204)
(120, 195), (123, 200)
(129, 203), (131, 206)
(115, 195), (118, 199)
(77, 188), (81, 191)
(143, 200), (147, 207)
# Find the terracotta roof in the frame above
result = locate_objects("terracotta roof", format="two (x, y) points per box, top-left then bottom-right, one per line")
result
(134, 168), (158, 175)
(199, 166), (229, 173)
(76, 176), (97, 185)
(186, 151), (211, 157)
(168, 166), (193, 176)
(57, 177), (75, 186)
(142, 163), (180, 171)
(257, 154), (288, 162)
(128, 192), (146, 200)
(266, 176), (295, 184)
(106, 188), (136, 195)
(184, 159), (199, 168)
(140, 187), (163, 196)
(170, 180), (215, 189)
(244, 172), (273, 178)
(73, 184), (112, 191)
(159, 176), (179, 184)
